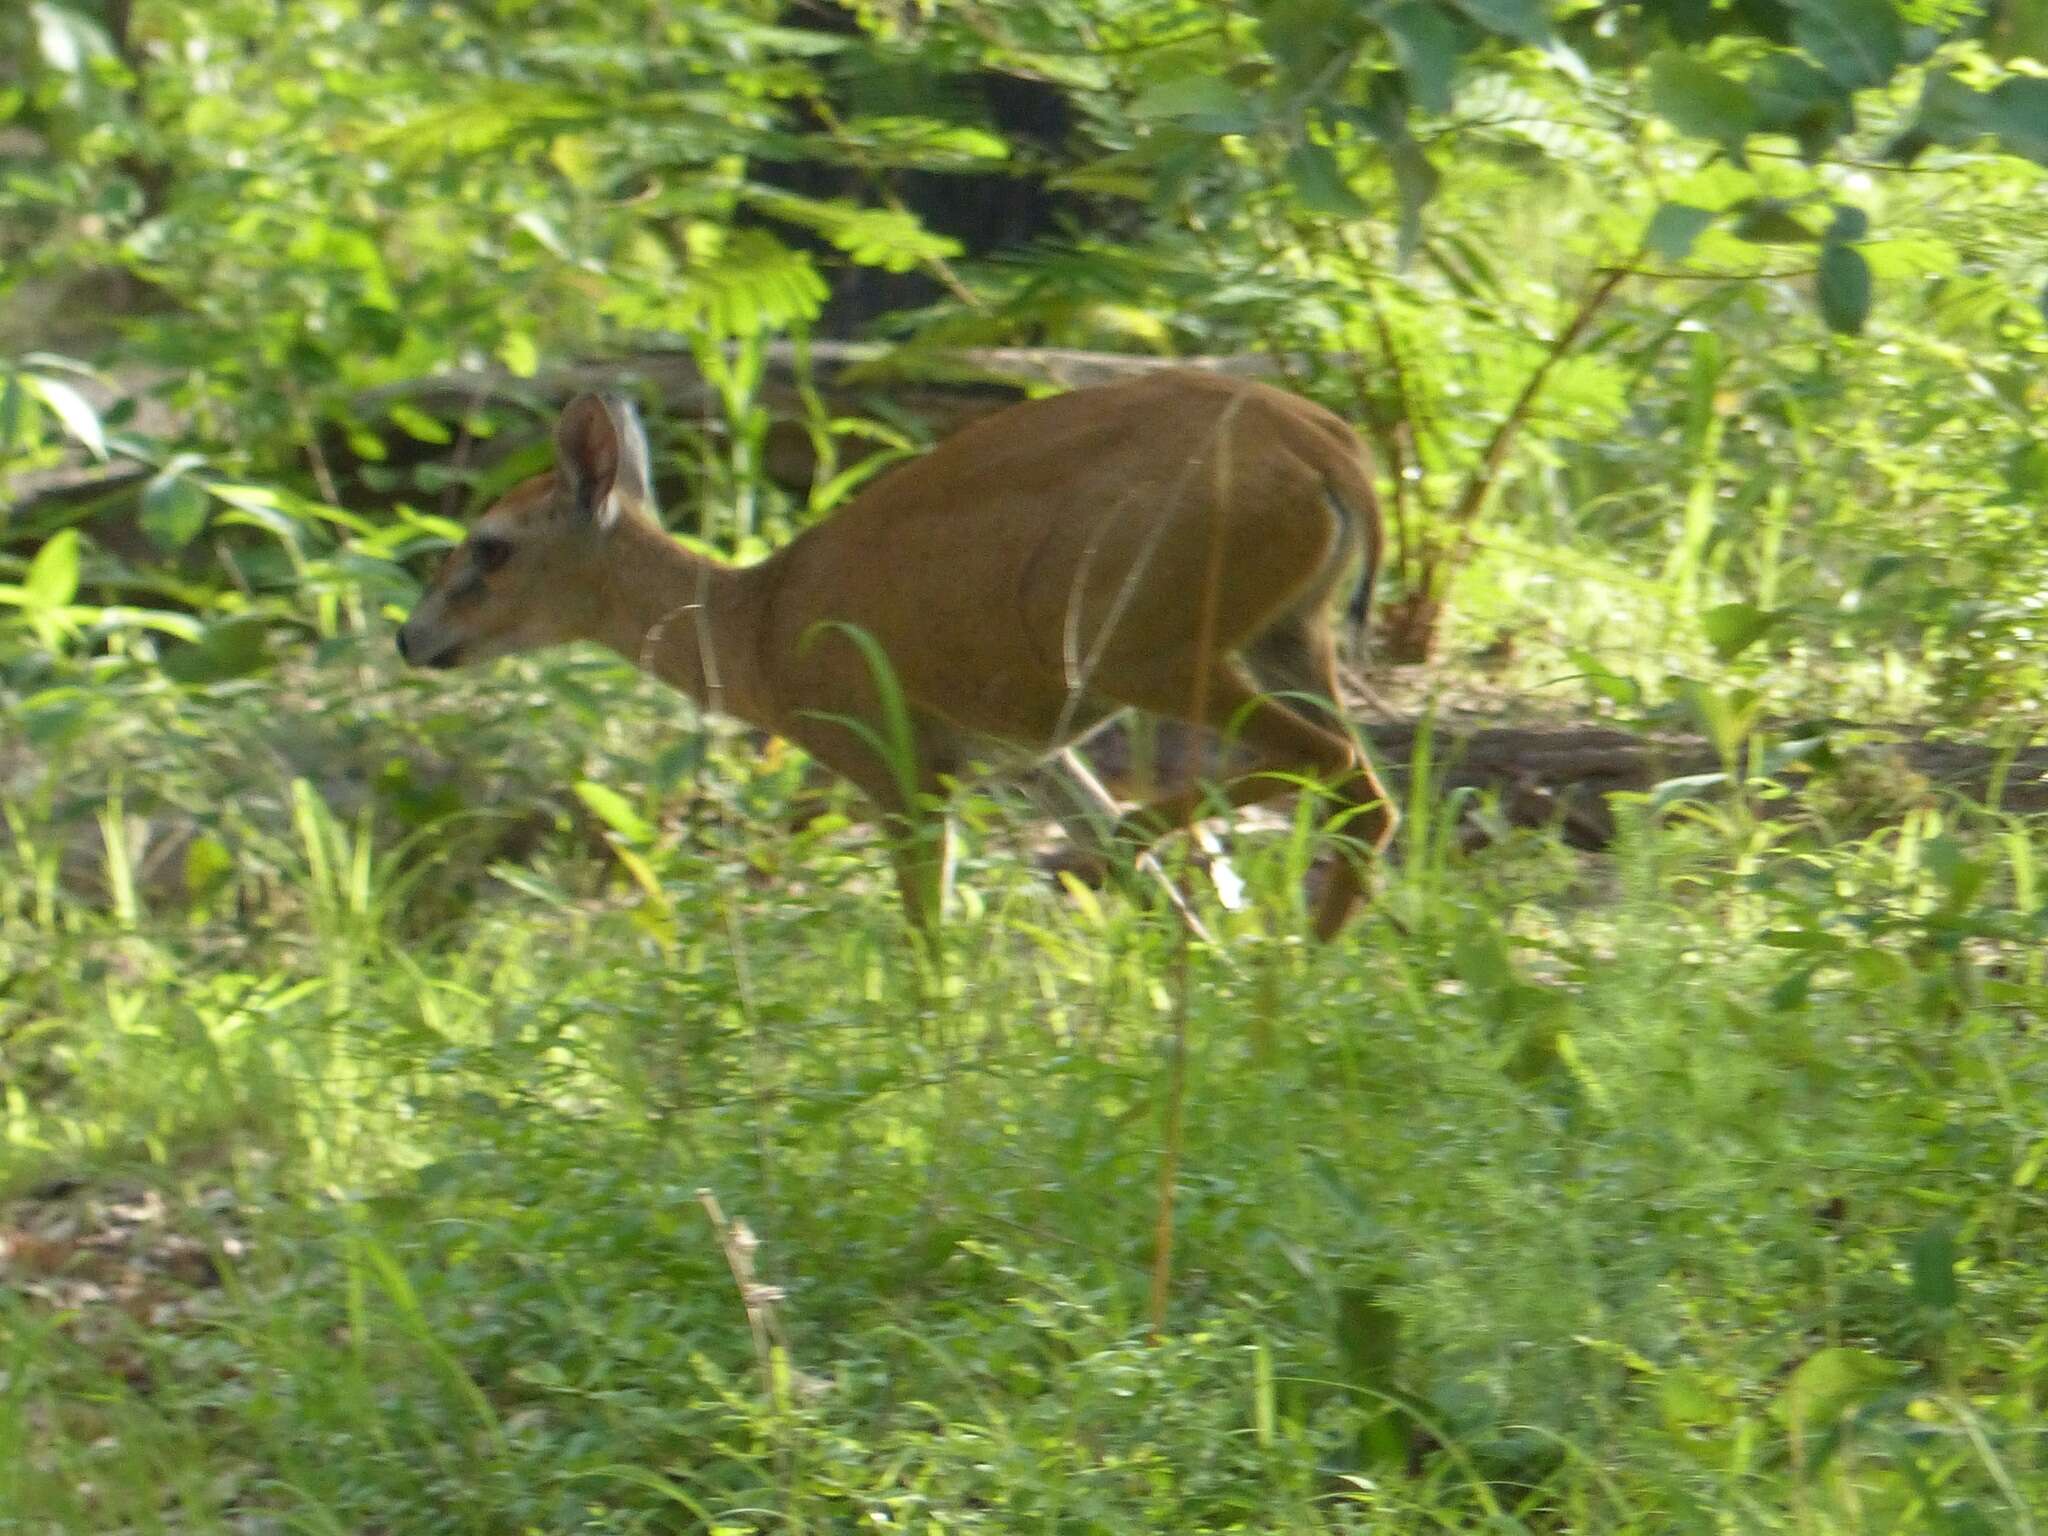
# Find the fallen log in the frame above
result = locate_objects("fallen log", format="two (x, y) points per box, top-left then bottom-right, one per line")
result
(11, 341), (1278, 518)
(1063, 715), (2048, 850)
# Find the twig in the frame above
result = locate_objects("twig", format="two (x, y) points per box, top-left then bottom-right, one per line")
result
(1053, 747), (1238, 964)
(281, 378), (343, 508)
(1600, 265), (1818, 282)
(697, 1188), (788, 1396)
(1440, 263), (1630, 572)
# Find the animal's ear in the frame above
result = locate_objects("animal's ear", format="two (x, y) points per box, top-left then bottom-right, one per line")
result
(604, 393), (655, 516)
(554, 393), (653, 531)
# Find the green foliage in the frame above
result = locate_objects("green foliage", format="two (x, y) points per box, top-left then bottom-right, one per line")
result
(5, 650), (2048, 1529)
(2, 9), (2047, 1521)
(4, 0), (2046, 695)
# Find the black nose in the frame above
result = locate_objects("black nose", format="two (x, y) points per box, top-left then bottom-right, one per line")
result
(395, 627), (412, 664)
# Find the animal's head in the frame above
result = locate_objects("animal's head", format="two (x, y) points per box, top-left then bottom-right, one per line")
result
(396, 392), (655, 669)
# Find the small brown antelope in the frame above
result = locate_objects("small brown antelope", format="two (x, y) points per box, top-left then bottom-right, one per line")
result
(396, 369), (1397, 941)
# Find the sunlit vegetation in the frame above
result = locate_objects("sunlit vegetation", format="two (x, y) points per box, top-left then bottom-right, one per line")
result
(4, 1), (2046, 1529)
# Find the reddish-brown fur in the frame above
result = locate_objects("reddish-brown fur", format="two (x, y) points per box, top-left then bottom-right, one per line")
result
(398, 368), (1397, 941)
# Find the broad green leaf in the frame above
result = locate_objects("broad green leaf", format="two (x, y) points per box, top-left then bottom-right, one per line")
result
(1659, 1368), (1731, 1431)
(1128, 77), (1258, 134)
(1055, 870), (1106, 929)
(95, 175), (143, 222)
(1908, 1223), (1959, 1310)
(1749, 53), (1854, 160)
(1770, 965), (1816, 1011)
(498, 332), (540, 378)
(1702, 602), (1779, 659)
(23, 375), (105, 460)
(24, 530), (80, 609)
(611, 843), (675, 944)
(141, 474), (211, 552)
(388, 403), (453, 444)
(1262, 0), (1370, 89)
(1787, 0), (1903, 92)
(377, 758), (466, 828)
(1450, 0), (1551, 46)
(91, 606), (202, 641)
(1817, 241), (1872, 334)
(1893, 70), (1989, 161)
(185, 836), (235, 902)
(161, 616), (274, 685)
(209, 502), (308, 555)
(1771, 1347), (1900, 1435)
(1679, 680), (1763, 762)
(1985, 77), (2048, 163)
(1731, 199), (1818, 243)
(2006, 441), (2048, 500)
(1352, 74), (1441, 260)
(18, 687), (100, 749)
(1760, 734), (1835, 775)
(511, 210), (568, 259)
(1647, 202), (1715, 261)
(1284, 142), (1369, 217)
(549, 133), (601, 186)
(1387, 137), (1440, 264)
(1827, 203), (1869, 242)
(1569, 649), (1641, 707)
(1378, 1), (1460, 114)
(1648, 54), (1757, 149)
(202, 480), (285, 513)
(574, 781), (654, 845)
(1759, 928), (1846, 952)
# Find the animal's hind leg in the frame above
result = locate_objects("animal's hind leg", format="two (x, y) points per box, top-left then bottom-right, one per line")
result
(1014, 749), (1120, 888)
(1242, 618), (1345, 726)
(1098, 660), (1395, 940)
(1240, 619), (1398, 936)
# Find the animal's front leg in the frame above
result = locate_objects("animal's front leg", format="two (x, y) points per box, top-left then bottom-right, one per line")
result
(886, 808), (954, 951)
(783, 714), (955, 949)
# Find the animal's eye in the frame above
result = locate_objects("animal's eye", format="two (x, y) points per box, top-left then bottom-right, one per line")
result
(471, 536), (513, 574)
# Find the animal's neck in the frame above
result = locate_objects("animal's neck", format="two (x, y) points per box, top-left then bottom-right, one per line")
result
(589, 516), (774, 725)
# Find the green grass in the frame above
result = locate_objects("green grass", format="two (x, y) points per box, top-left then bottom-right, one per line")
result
(3, 640), (2046, 1533)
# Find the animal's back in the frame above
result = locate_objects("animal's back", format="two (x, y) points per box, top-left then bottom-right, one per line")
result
(758, 369), (1372, 742)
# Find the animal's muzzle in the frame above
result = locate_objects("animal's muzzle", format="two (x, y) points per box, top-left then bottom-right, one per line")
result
(395, 624), (460, 668)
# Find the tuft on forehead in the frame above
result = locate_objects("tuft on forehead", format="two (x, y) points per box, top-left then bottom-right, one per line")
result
(475, 472), (562, 530)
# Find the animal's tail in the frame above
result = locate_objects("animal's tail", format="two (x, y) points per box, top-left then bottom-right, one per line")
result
(1343, 538), (1377, 637)
(1323, 449), (1385, 654)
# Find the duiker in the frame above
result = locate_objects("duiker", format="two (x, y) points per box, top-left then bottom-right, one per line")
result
(397, 369), (1396, 941)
